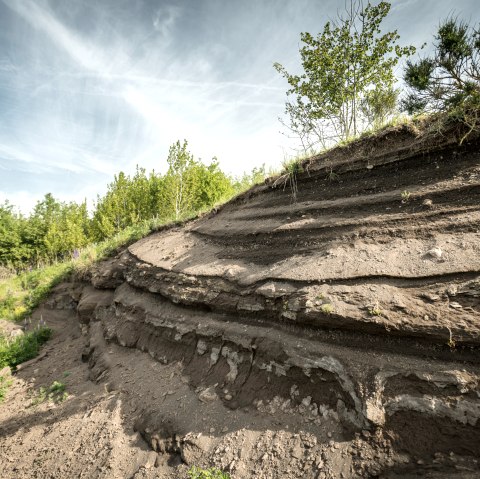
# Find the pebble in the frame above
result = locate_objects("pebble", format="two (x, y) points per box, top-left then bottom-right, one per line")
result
(426, 247), (442, 260)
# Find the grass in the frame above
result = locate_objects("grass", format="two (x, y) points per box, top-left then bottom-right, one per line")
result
(30, 380), (68, 406)
(187, 466), (231, 479)
(0, 327), (52, 370)
(272, 156), (306, 201)
(0, 373), (12, 402)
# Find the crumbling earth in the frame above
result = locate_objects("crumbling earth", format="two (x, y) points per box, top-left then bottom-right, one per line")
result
(1, 121), (480, 478)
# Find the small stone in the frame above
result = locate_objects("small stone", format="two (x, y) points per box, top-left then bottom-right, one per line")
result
(224, 394), (232, 401)
(426, 247), (442, 260)
(198, 387), (218, 403)
(422, 198), (433, 207)
(301, 396), (312, 407)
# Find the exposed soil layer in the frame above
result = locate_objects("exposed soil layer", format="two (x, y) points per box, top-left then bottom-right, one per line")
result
(1, 121), (480, 478)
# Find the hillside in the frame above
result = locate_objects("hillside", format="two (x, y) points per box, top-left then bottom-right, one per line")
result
(1, 119), (480, 479)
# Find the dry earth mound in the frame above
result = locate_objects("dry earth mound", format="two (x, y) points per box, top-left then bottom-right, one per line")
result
(1, 120), (480, 479)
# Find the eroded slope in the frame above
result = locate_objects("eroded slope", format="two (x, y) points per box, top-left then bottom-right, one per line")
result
(2, 121), (480, 479)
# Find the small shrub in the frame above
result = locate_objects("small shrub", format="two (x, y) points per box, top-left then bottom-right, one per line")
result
(187, 467), (231, 479)
(0, 327), (52, 370)
(401, 190), (411, 203)
(368, 301), (383, 317)
(327, 168), (339, 181)
(31, 380), (68, 406)
(320, 303), (334, 314)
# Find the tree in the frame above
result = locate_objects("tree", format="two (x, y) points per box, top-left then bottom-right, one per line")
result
(402, 18), (480, 116)
(274, 1), (415, 150)
(164, 140), (196, 220)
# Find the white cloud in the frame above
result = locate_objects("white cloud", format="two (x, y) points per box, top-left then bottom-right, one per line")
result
(1, 0), (111, 73)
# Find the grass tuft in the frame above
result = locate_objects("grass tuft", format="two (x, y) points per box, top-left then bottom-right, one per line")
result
(30, 379), (68, 406)
(0, 373), (12, 403)
(0, 327), (52, 370)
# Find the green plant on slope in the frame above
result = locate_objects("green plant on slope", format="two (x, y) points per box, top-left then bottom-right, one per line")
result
(187, 466), (231, 479)
(0, 373), (12, 403)
(31, 380), (68, 406)
(368, 301), (383, 317)
(401, 190), (411, 203)
(321, 303), (334, 314)
(272, 157), (304, 202)
(0, 327), (52, 370)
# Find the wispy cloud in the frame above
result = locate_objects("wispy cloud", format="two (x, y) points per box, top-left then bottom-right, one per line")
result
(2, 0), (111, 73)
(153, 4), (181, 40)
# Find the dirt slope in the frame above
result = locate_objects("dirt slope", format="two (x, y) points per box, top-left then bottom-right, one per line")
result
(1, 120), (480, 479)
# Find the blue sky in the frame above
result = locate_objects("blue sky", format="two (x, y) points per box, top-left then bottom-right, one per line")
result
(1, 0), (479, 213)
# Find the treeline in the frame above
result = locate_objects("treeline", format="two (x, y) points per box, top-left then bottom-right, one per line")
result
(0, 140), (267, 269)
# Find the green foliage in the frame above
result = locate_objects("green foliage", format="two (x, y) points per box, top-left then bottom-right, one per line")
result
(187, 466), (231, 479)
(31, 380), (68, 406)
(368, 301), (383, 317)
(91, 142), (236, 241)
(0, 262), (72, 322)
(274, 1), (415, 149)
(0, 373), (12, 403)
(0, 327), (52, 370)
(403, 17), (480, 117)
(321, 303), (334, 314)
(361, 86), (400, 130)
(0, 140), (263, 269)
(401, 190), (411, 203)
(232, 164), (270, 194)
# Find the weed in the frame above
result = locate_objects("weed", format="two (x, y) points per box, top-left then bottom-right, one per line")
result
(368, 301), (383, 317)
(272, 157), (304, 201)
(31, 380), (68, 406)
(401, 190), (411, 203)
(187, 466), (231, 479)
(326, 167), (339, 181)
(320, 303), (334, 314)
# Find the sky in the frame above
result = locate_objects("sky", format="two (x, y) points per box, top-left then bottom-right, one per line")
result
(0, 0), (479, 213)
